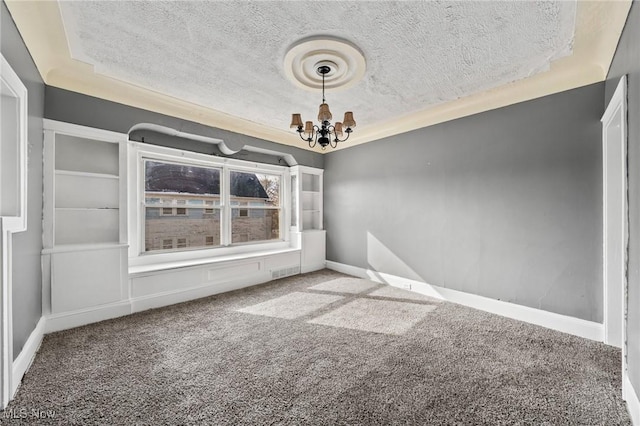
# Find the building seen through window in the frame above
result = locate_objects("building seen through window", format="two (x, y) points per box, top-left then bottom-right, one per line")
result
(144, 160), (281, 252)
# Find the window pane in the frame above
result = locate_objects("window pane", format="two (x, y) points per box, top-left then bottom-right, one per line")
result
(145, 207), (221, 252)
(230, 171), (280, 207)
(145, 160), (222, 252)
(232, 209), (280, 243)
(145, 160), (220, 196)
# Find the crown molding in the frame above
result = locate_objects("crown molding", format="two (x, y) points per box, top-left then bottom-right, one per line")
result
(5, 0), (632, 154)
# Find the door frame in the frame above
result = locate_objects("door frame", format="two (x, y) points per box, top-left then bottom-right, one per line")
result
(1, 53), (29, 409)
(601, 75), (628, 392)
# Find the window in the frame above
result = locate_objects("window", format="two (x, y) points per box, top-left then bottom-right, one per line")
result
(144, 160), (222, 252)
(230, 171), (281, 244)
(136, 150), (288, 259)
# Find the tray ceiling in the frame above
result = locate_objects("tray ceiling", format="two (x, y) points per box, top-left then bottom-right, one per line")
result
(5, 1), (632, 152)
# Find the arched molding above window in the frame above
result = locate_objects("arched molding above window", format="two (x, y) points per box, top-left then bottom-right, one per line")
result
(128, 123), (298, 167)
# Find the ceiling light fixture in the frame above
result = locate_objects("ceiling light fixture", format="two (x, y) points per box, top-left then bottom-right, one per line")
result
(290, 62), (356, 150)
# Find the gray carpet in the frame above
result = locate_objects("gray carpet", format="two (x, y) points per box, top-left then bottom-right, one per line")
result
(1, 270), (631, 425)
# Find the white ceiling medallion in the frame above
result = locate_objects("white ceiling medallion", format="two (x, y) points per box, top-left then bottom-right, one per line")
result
(283, 37), (366, 92)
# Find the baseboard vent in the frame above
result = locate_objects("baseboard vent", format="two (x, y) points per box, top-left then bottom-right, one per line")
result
(271, 265), (300, 279)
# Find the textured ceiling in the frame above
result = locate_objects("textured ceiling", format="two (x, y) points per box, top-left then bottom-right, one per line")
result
(4, 1), (632, 151)
(59, 1), (574, 133)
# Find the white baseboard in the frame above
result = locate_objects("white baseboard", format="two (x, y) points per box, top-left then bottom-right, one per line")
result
(45, 301), (132, 333)
(130, 275), (267, 313)
(301, 261), (326, 274)
(11, 316), (46, 397)
(326, 261), (604, 342)
(625, 373), (640, 425)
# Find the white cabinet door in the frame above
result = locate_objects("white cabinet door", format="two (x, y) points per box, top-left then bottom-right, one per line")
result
(301, 230), (326, 273)
(51, 247), (125, 313)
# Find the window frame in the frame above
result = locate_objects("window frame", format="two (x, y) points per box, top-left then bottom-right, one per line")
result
(128, 142), (290, 268)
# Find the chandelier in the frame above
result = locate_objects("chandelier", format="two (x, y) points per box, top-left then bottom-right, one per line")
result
(290, 63), (356, 150)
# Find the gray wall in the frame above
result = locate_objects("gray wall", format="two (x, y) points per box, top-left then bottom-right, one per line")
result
(1, 2), (44, 359)
(325, 82), (604, 322)
(605, 1), (640, 400)
(45, 87), (323, 169)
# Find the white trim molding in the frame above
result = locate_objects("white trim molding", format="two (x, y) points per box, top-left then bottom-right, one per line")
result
(601, 74), (627, 349)
(624, 373), (640, 426)
(326, 261), (604, 342)
(1, 52), (29, 410)
(45, 301), (132, 334)
(11, 317), (46, 398)
(0, 221), (12, 409)
(0, 54), (29, 233)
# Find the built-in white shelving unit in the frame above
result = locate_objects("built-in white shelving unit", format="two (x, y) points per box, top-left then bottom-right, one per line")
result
(301, 172), (322, 231)
(290, 166), (325, 273)
(42, 120), (128, 316)
(51, 133), (121, 246)
(292, 166), (323, 232)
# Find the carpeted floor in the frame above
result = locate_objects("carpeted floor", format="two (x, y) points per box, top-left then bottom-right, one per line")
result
(1, 270), (631, 425)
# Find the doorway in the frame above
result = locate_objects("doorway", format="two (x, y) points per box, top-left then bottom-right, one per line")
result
(602, 76), (627, 361)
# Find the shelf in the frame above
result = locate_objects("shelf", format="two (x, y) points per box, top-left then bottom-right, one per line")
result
(55, 207), (119, 211)
(55, 172), (120, 209)
(55, 133), (119, 175)
(302, 191), (320, 211)
(55, 170), (119, 180)
(302, 210), (321, 230)
(55, 208), (120, 245)
(301, 173), (321, 192)
(291, 165), (323, 232)
(42, 243), (128, 255)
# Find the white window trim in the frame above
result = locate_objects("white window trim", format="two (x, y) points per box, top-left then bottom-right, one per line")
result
(128, 141), (291, 269)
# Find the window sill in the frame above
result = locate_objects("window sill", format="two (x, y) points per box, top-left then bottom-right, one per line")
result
(128, 246), (300, 277)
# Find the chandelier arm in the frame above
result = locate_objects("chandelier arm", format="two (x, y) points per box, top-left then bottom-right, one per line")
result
(297, 130), (311, 143)
(308, 135), (317, 149)
(310, 124), (323, 149)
